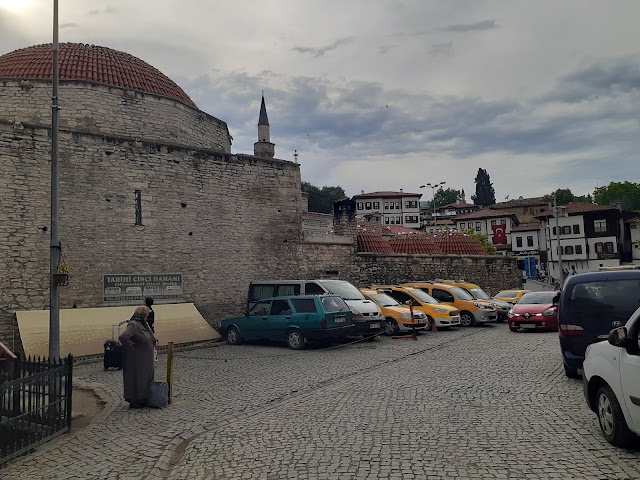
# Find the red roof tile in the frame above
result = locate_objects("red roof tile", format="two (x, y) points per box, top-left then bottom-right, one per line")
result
(357, 232), (394, 253)
(455, 208), (519, 222)
(0, 43), (197, 108)
(388, 234), (444, 254)
(429, 231), (488, 255)
(382, 225), (422, 235)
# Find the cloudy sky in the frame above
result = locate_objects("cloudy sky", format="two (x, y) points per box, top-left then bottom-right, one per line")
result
(2, 1), (639, 201)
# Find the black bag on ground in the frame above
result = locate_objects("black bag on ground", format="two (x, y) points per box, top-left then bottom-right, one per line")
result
(147, 381), (168, 408)
(104, 323), (124, 370)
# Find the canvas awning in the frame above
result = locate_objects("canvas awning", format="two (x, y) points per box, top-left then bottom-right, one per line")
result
(16, 303), (220, 358)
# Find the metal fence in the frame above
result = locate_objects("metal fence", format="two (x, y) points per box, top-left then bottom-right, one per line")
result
(0, 354), (73, 464)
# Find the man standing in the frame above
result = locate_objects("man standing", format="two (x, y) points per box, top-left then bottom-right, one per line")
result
(145, 297), (155, 333)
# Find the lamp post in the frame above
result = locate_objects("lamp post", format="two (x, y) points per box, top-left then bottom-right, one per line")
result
(420, 182), (446, 231)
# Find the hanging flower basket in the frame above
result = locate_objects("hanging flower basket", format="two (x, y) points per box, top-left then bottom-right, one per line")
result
(53, 273), (69, 286)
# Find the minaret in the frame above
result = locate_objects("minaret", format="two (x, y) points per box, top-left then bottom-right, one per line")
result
(254, 93), (275, 158)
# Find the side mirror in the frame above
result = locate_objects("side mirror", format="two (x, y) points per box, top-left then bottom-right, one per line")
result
(608, 327), (628, 348)
(552, 294), (560, 306)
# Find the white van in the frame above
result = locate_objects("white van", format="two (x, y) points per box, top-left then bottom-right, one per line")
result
(248, 280), (384, 337)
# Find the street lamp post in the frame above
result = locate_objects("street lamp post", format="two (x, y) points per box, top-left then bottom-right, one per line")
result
(420, 182), (446, 231)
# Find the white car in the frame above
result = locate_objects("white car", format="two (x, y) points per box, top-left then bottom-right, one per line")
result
(583, 307), (640, 447)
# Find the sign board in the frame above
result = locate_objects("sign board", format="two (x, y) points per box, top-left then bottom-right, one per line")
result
(102, 273), (183, 303)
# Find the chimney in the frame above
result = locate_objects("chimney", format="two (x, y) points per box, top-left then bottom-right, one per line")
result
(400, 188), (403, 193)
(361, 190), (364, 195)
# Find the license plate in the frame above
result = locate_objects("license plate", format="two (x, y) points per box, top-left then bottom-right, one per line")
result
(334, 316), (346, 323)
(370, 323), (380, 329)
(521, 324), (536, 329)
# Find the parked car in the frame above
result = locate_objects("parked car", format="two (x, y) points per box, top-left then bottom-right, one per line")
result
(370, 285), (461, 329)
(507, 291), (559, 332)
(493, 289), (531, 306)
(247, 280), (384, 337)
(221, 295), (353, 349)
(582, 306), (640, 447)
(360, 288), (428, 335)
(559, 271), (640, 378)
(402, 282), (497, 327)
(436, 279), (510, 321)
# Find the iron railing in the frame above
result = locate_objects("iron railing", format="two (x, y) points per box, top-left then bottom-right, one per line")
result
(0, 354), (73, 464)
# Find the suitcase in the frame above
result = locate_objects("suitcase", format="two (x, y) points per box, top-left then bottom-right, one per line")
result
(104, 323), (124, 370)
(147, 381), (168, 408)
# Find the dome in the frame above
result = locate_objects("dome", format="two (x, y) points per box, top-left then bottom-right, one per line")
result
(388, 234), (444, 255)
(0, 43), (196, 108)
(430, 231), (488, 256)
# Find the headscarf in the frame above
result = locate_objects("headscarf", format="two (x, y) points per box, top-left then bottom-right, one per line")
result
(130, 305), (150, 322)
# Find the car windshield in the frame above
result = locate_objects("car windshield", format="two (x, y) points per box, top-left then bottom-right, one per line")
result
(469, 288), (491, 300)
(318, 280), (366, 300)
(369, 293), (400, 307)
(320, 296), (349, 312)
(495, 291), (517, 298)
(450, 286), (474, 300)
(518, 292), (556, 304)
(411, 289), (439, 304)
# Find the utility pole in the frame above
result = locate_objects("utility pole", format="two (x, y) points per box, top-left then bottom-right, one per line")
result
(49, 0), (61, 360)
(553, 193), (564, 286)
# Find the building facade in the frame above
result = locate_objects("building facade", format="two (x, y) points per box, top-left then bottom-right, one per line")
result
(353, 191), (422, 229)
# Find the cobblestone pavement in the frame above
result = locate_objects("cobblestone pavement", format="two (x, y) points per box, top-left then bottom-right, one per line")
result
(2, 323), (639, 479)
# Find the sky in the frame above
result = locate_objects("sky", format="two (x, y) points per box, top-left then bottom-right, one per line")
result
(1, 0), (640, 202)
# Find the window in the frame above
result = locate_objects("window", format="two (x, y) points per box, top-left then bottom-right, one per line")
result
(389, 202), (395, 210)
(594, 219), (607, 233)
(562, 226), (571, 235)
(271, 300), (292, 316)
(387, 290), (411, 305)
(527, 236), (534, 247)
(405, 200), (417, 208)
(305, 282), (326, 295)
(564, 246), (574, 255)
(605, 242), (614, 253)
(365, 202), (372, 209)
(249, 301), (271, 316)
(468, 223), (473, 230)
(529, 208), (534, 214)
(395, 201), (400, 209)
(552, 227), (557, 235)
(405, 215), (418, 223)
(390, 217), (395, 224)
(500, 219), (506, 225)
(475, 222), (481, 232)
(631, 223), (637, 229)
(575, 245), (583, 254)
(291, 298), (317, 314)
(595, 242), (603, 253)
(276, 284), (300, 296)
(134, 189), (142, 225)
(491, 220), (496, 226)
(516, 237), (523, 247)
(573, 224), (580, 234)
(385, 217), (390, 225)
(384, 202), (389, 210)
(431, 289), (455, 303)
(373, 202), (380, 209)
(357, 202), (364, 210)
(396, 216), (402, 224)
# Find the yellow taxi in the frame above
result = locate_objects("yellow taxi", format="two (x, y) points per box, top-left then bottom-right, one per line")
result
(434, 279), (510, 321)
(369, 285), (461, 329)
(401, 281), (497, 327)
(360, 288), (428, 335)
(493, 289), (531, 306)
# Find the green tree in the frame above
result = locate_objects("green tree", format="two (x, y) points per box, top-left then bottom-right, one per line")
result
(593, 181), (640, 211)
(432, 187), (462, 208)
(461, 228), (497, 255)
(301, 181), (346, 213)
(542, 188), (592, 206)
(471, 168), (496, 206)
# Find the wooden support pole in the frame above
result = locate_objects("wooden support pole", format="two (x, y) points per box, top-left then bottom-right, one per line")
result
(166, 342), (174, 404)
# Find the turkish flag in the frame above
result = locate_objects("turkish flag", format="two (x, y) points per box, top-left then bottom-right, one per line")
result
(491, 224), (507, 244)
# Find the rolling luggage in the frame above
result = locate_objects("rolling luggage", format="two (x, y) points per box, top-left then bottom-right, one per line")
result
(104, 323), (124, 370)
(147, 381), (168, 408)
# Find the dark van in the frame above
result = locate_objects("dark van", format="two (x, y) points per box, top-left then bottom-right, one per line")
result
(558, 270), (640, 378)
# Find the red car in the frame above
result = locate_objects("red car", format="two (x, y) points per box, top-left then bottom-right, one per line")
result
(508, 291), (559, 332)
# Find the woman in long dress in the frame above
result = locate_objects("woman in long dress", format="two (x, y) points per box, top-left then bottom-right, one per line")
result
(119, 305), (157, 408)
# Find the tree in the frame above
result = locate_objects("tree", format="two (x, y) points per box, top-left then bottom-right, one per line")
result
(461, 228), (497, 255)
(471, 168), (496, 206)
(542, 188), (592, 206)
(432, 188), (462, 208)
(301, 181), (346, 213)
(593, 181), (640, 211)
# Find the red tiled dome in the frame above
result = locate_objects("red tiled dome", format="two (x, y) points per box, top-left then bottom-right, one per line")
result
(357, 231), (393, 253)
(388, 234), (444, 255)
(0, 43), (197, 108)
(429, 231), (488, 255)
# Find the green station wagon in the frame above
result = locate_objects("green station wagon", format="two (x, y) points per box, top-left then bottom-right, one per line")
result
(221, 295), (354, 349)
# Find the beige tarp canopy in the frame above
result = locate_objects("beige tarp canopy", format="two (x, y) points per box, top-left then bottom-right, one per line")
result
(16, 303), (220, 358)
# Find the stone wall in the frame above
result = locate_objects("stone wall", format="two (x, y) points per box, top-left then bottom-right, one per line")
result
(0, 123), (301, 348)
(0, 79), (232, 152)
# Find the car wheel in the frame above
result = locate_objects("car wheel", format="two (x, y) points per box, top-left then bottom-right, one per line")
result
(287, 329), (306, 350)
(226, 326), (242, 345)
(384, 318), (399, 336)
(563, 363), (580, 379)
(460, 311), (475, 327)
(509, 326), (518, 332)
(425, 316), (434, 330)
(596, 385), (636, 447)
